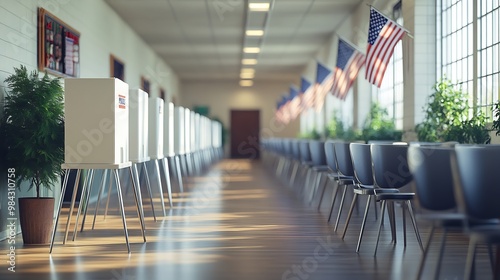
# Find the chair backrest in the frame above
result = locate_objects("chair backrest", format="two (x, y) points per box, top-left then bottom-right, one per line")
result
(349, 143), (373, 186)
(299, 140), (312, 162)
(325, 140), (338, 172)
(452, 145), (500, 220)
(291, 140), (301, 160)
(371, 144), (412, 189)
(333, 142), (355, 177)
(309, 140), (326, 166)
(283, 139), (293, 156)
(408, 146), (456, 211)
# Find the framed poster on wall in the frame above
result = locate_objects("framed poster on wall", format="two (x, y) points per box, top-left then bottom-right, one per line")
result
(141, 76), (151, 95)
(38, 8), (80, 77)
(110, 54), (125, 81)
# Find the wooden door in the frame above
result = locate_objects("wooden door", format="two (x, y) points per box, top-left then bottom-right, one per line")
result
(230, 110), (260, 159)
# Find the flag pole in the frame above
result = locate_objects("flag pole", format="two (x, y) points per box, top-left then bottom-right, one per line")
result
(365, 3), (414, 39)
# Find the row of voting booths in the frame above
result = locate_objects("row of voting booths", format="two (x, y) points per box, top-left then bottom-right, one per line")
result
(50, 78), (223, 253)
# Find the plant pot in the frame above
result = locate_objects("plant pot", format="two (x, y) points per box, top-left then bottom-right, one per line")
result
(18, 197), (54, 245)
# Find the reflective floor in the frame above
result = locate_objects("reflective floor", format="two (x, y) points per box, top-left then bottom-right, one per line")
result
(0, 159), (493, 280)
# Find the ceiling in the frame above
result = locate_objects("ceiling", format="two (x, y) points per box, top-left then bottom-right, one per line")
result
(105, 0), (364, 83)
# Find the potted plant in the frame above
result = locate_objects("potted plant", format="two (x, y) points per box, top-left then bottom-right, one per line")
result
(416, 78), (491, 144)
(1, 65), (64, 244)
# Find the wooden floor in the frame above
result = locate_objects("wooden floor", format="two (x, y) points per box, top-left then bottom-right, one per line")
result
(0, 159), (494, 280)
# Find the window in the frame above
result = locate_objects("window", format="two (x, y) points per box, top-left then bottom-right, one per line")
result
(372, 6), (404, 130)
(439, 0), (500, 117)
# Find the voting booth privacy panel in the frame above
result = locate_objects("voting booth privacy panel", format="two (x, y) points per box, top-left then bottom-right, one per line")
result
(174, 106), (185, 155)
(129, 89), (149, 162)
(149, 97), (164, 159)
(163, 102), (175, 157)
(64, 78), (129, 165)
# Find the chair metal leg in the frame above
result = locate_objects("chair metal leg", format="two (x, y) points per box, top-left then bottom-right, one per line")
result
(402, 201), (407, 247)
(289, 161), (299, 187)
(113, 169), (131, 253)
(341, 193), (358, 239)
(317, 177), (329, 211)
(416, 225), (435, 280)
(92, 169), (108, 230)
(388, 201), (396, 244)
(464, 237), (477, 280)
(50, 170), (70, 253)
(356, 195), (372, 252)
(373, 195), (378, 220)
(434, 229), (447, 280)
(139, 163), (157, 222)
(308, 172), (321, 206)
(334, 185), (348, 232)
(374, 200), (387, 257)
(328, 183), (341, 222)
(406, 200), (423, 250)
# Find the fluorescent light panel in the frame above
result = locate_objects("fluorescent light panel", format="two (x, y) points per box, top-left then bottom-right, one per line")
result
(249, 3), (270, 11)
(246, 30), (264, 36)
(241, 68), (255, 74)
(242, 59), (257, 65)
(243, 47), (261, 53)
(240, 73), (255, 79)
(240, 80), (254, 87)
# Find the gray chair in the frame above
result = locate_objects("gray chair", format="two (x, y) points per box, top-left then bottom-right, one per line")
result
(409, 145), (464, 279)
(331, 142), (357, 232)
(318, 140), (354, 222)
(341, 143), (398, 252)
(307, 140), (329, 205)
(371, 144), (423, 256)
(451, 144), (500, 279)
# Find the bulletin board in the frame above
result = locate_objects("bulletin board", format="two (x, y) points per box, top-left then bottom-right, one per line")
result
(38, 8), (80, 77)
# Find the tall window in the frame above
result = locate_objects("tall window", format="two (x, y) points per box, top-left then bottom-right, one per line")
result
(372, 10), (404, 130)
(439, 0), (500, 116)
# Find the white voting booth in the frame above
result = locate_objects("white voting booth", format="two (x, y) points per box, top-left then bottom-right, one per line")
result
(54, 78), (144, 254)
(148, 97), (171, 211)
(174, 106), (187, 176)
(64, 78), (130, 166)
(148, 97), (164, 160)
(129, 89), (149, 162)
(164, 102), (183, 193)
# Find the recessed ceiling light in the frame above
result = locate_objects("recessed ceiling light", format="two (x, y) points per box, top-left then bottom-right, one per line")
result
(241, 68), (255, 74)
(242, 59), (258, 65)
(249, 3), (270, 12)
(240, 72), (255, 79)
(240, 80), (254, 87)
(246, 30), (264, 36)
(243, 47), (261, 53)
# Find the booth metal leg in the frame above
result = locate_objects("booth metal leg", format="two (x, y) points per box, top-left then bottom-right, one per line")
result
(162, 158), (174, 208)
(49, 170), (70, 253)
(155, 159), (167, 216)
(63, 169), (81, 244)
(141, 162), (157, 221)
(113, 169), (131, 253)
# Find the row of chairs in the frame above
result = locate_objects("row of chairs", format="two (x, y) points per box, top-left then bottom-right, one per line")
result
(261, 138), (500, 280)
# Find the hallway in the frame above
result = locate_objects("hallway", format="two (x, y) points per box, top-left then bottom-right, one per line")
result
(0, 159), (492, 280)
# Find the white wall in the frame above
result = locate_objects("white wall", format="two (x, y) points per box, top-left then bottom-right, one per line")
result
(0, 0), (179, 240)
(180, 81), (301, 155)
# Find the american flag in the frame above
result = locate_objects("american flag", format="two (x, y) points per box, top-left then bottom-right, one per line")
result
(300, 77), (314, 110)
(274, 97), (288, 124)
(331, 38), (365, 100)
(315, 62), (333, 112)
(365, 7), (405, 87)
(288, 86), (302, 120)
